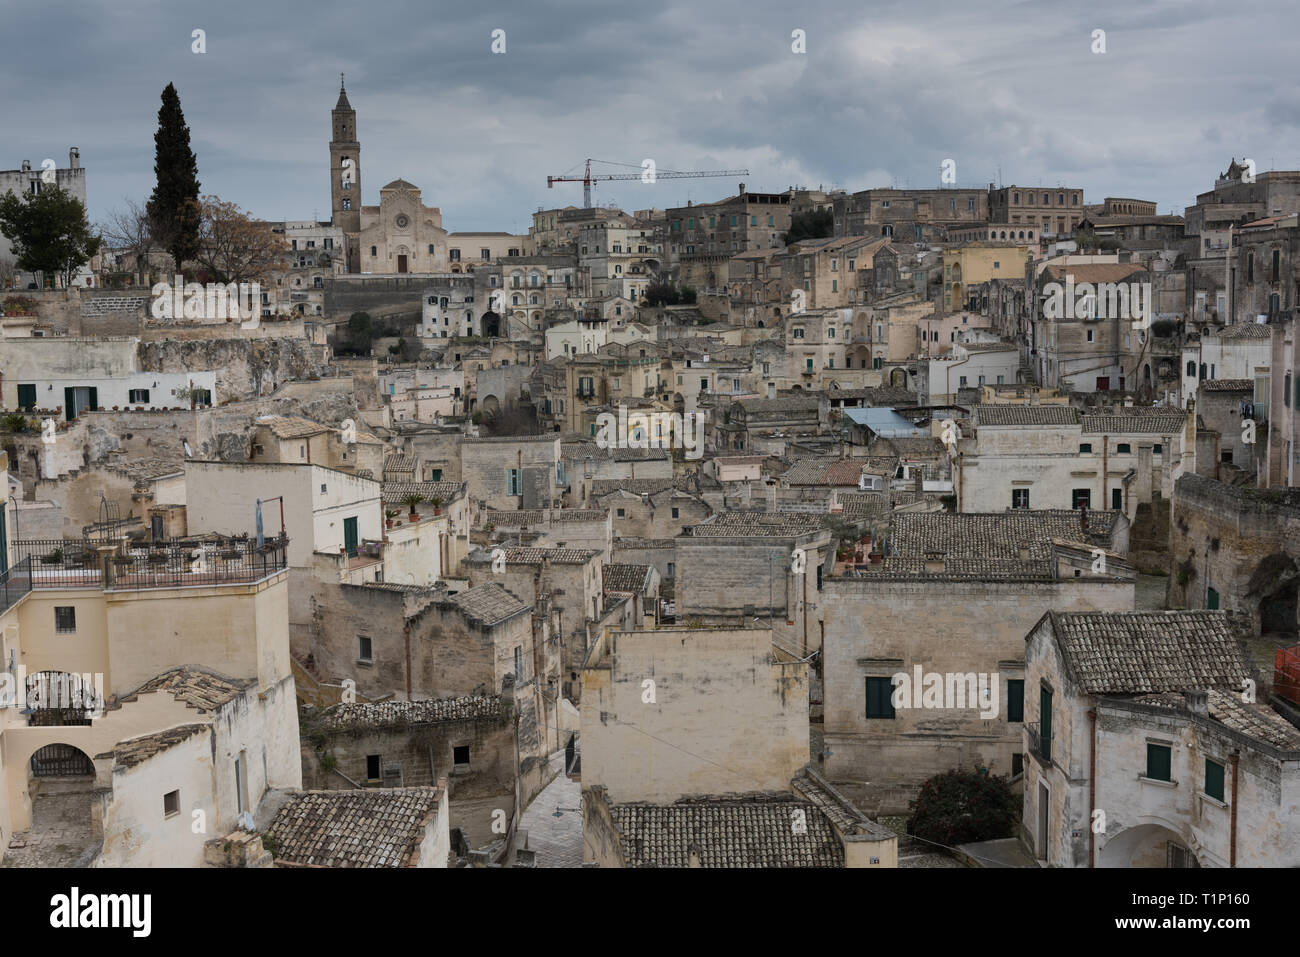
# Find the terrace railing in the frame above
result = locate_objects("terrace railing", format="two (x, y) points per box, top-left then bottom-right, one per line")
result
(13, 536), (289, 590)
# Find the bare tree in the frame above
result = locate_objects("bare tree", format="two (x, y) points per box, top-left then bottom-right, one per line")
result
(100, 198), (155, 285)
(195, 195), (288, 283)
(0, 254), (18, 291)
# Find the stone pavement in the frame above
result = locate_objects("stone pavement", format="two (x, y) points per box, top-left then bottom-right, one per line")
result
(511, 751), (582, 868)
(2, 777), (100, 868)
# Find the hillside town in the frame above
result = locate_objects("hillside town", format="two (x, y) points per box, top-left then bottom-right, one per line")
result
(0, 76), (1298, 876)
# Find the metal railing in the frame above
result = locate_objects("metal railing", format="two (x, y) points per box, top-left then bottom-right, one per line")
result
(13, 536), (289, 590)
(0, 556), (34, 614)
(1026, 721), (1050, 763)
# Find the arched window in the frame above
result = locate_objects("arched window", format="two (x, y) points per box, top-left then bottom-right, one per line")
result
(1186, 360), (1195, 376)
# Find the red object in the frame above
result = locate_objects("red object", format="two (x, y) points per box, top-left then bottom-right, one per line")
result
(1276, 645), (1300, 706)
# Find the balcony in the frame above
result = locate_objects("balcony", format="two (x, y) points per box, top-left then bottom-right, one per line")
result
(0, 556), (33, 615)
(14, 536), (289, 591)
(1026, 721), (1051, 763)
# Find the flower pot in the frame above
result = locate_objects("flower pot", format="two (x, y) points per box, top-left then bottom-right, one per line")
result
(386, 520), (394, 529)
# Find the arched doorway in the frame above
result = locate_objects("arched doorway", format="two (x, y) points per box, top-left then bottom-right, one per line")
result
(7, 743), (101, 867)
(890, 367), (906, 388)
(1100, 822), (1201, 867)
(481, 311), (501, 338)
(1250, 553), (1299, 635)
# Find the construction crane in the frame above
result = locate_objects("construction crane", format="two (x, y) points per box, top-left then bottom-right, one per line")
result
(547, 158), (750, 208)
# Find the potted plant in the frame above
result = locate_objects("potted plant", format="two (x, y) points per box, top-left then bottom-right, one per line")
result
(430, 496), (444, 516)
(41, 547), (63, 565)
(402, 493), (424, 521)
(385, 508), (400, 529)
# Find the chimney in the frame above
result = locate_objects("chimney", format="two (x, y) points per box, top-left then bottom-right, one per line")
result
(69, 147), (80, 170)
(924, 550), (946, 574)
(739, 183), (746, 195)
(1185, 689), (1209, 716)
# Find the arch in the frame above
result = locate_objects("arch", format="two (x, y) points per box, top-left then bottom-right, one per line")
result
(480, 311), (501, 338)
(1249, 552), (1300, 634)
(890, 367), (907, 388)
(1100, 821), (1201, 868)
(30, 742), (95, 776)
(480, 395), (501, 416)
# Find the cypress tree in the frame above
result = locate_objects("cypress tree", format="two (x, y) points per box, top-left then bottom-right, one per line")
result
(146, 82), (201, 271)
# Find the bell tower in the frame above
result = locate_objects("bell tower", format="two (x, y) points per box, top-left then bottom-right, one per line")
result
(330, 74), (361, 236)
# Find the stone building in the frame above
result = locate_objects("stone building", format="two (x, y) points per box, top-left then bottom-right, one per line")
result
(988, 184), (1085, 237)
(1167, 474), (1299, 642)
(300, 694), (525, 853)
(0, 148), (90, 288)
(262, 786), (450, 867)
(1021, 610), (1299, 867)
(820, 510), (1135, 812)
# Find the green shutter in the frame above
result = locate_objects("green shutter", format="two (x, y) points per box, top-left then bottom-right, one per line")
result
(1040, 687), (1053, 762)
(866, 677), (895, 719)
(88, 387), (98, 411)
(16, 384), (36, 410)
(1205, 759), (1225, 801)
(343, 516), (358, 558)
(64, 387), (76, 421)
(1146, 744), (1171, 781)
(1007, 680), (1024, 723)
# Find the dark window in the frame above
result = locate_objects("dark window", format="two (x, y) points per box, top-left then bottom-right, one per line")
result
(1072, 489), (1091, 509)
(1116, 443), (1131, 454)
(1205, 759), (1225, 801)
(1007, 680), (1024, 722)
(366, 755), (381, 779)
(616, 508), (625, 518)
(671, 507), (679, 519)
(163, 790), (180, 817)
(128, 389), (150, 404)
(16, 384), (36, 410)
(1012, 488), (1029, 509)
(55, 606), (76, 633)
(1272, 249), (1280, 282)
(1146, 743), (1172, 781)
(1079, 443), (1092, 453)
(865, 677), (896, 719)
(1040, 686), (1053, 762)
(1011, 753), (1024, 777)
(453, 745), (470, 767)
(357, 635), (373, 661)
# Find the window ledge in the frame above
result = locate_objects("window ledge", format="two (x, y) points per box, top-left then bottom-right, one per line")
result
(1138, 775), (1177, 788)
(356, 658), (373, 667)
(1199, 792), (1228, 809)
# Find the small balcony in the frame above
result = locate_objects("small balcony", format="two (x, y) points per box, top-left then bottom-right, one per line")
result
(1025, 721), (1051, 763)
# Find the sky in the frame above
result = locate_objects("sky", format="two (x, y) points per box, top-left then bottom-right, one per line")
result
(4, 0), (1299, 234)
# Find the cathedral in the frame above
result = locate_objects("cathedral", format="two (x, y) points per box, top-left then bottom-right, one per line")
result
(329, 77), (450, 274)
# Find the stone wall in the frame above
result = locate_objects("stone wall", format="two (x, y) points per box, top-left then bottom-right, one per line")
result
(137, 337), (322, 401)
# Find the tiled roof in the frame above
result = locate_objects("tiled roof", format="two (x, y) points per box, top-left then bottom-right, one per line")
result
(106, 458), (185, 481)
(1215, 323), (1274, 340)
(685, 512), (824, 538)
(125, 667), (251, 711)
(382, 481), (462, 504)
(791, 768), (895, 839)
(1202, 379), (1253, 392)
(737, 396), (822, 414)
(383, 453), (416, 473)
(1041, 263), (1146, 284)
(101, 724), (209, 769)
(1081, 412), (1185, 434)
(468, 546), (599, 566)
(871, 436), (948, 456)
(447, 582), (530, 625)
(603, 563), (653, 593)
(1206, 690), (1300, 749)
(888, 510), (1119, 558)
(976, 404), (1079, 426)
(609, 797), (844, 867)
(317, 694), (506, 732)
(853, 556), (1053, 580)
(958, 341), (1018, 353)
(482, 508), (607, 526)
(590, 478), (689, 497)
(265, 788), (445, 867)
(1049, 611), (1252, 694)
(256, 415), (329, 439)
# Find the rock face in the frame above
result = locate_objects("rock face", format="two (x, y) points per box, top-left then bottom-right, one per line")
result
(137, 338), (322, 400)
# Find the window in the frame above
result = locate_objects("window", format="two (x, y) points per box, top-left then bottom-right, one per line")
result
(616, 508), (625, 518)
(1007, 680), (1024, 722)
(792, 327), (805, 339)
(128, 388), (150, 404)
(366, 755), (381, 779)
(55, 606), (76, 634)
(865, 677), (896, 719)
(370, 245), (376, 256)
(1039, 686), (1053, 762)
(453, 746), (470, 768)
(1072, 489), (1091, 509)
(163, 790), (180, 818)
(1012, 488), (1029, 509)
(514, 645), (524, 680)
(1204, 758), (1225, 801)
(1272, 249), (1281, 282)
(357, 635), (373, 662)
(1086, 329), (1094, 342)
(1079, 443), (1092, 453)
(1153, 444), (1163, 455)
(506, 468), (522, 496)
(1116, 443), (1131, 454)
(1011, 753), (1024, 777)
(671, 507), (680, 519)
(1146, 743), (1172, 782)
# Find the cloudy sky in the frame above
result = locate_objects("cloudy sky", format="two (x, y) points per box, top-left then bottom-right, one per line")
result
(5, 0), (1298, 233)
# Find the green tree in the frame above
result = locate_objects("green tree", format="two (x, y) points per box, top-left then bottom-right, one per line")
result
(783, 209), (833, 244)
(146, 83), (202, 270)
(346, 311), (374, 354)
(909, 768), (1019, 846)
(0, 185), (101, 288)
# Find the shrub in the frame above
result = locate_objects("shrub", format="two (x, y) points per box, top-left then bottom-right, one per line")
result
(909, 768), (1019, 846)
